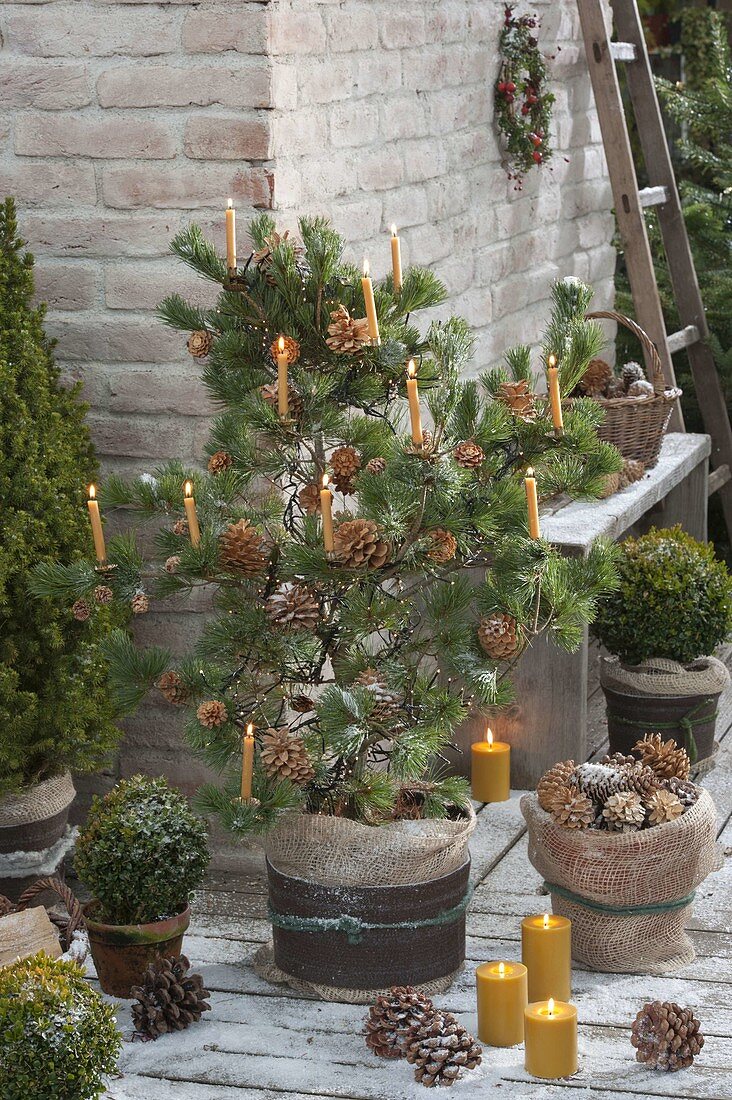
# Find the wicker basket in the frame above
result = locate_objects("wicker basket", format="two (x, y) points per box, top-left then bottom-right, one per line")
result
(584, 310), (682, 469)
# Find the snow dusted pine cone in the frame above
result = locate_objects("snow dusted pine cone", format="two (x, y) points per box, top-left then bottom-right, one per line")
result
(427, 528), (458, 564)
(537, 760), (577, 812)
(602, 790), (646, 832)
(622, 361), (645, 390)
(208, 450), (233, 475)
(628, 379), (655, 399)
(452, 440), (485, 470)
(298, 483), (321, 516)
(552, 788), (594, 829)
(330, 445), (361, 494)
(631, 1001), (704, 1072)
(573, 761), (629, 805)
(265, 583), (320, 632)
(365, 987), (436, 1060)
(157, 670), (189, 706)
(219, 519), (268, 576)
(187, 330), (212, 358)
(578, 357), (613, 397)
(131, 955), (210, 1040)
(477, 613), (520, 659)
(405, 1012), (482, 1087)
(326, 305), (371, 354)
(165, 555), (181, 574)
(633, 735), (691, 781)
(270, 335), (300, 365)
(172, 518), (189, 536)
(664, 776), (699, 807)
(497, 379), (537, 420)
(259, 727), (314, 785)
(645, 788), (684, 825)
(355, 668), (402, 722)
(334, 519), (390, 569)
(197, 700), (228, 729)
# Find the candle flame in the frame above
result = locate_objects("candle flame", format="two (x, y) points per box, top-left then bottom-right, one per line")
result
(278, 335), (285, 353)
(322, 474), (330, 490)
(88, 484), (96, 501)
(498, 962), (505, 978)
(227, 197), (233, 209)
(391, 223), (398, 237)
(363, 257), (370, 277)
(526, 466), (534, 478)
(543, 912), (550, 928)
(245, 722), (254, 738)
(184, 480), (193, 498)
(548, 998), (555, 1016)
(548, 353), (557, 368)
(407, 358), (417, 379)
(486, 727), (493, 747)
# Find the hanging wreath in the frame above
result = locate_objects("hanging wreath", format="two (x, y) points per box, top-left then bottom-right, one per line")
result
(495, 5), (555, 188)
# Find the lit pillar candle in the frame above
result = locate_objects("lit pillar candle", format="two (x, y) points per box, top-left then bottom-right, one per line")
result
(524, 998), (578, 1079)
(471, 728), (510, 803)
(320, 474), (334, 553)
(183, 480), (201, 548)
(87, 484), (107, 564)
(521, 913), (572, 1002)
(390, 224), (402, 293)
(225, 198), (236, 273)
(276, 335), (289, 418)
(547, 354), (564, 434)
(476, 961), (528, 1047)
(361, 258), (380, 345)
(241, 722), (255, 801)
(406, 359), (423, 445)
(525, 467), (541, 539)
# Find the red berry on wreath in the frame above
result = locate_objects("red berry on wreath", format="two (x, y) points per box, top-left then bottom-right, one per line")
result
(497, 81), (507, 93)
(532, 151), (542, 164)
(532, 134), (542, 147)
(506, 82), (516, 93)
(521, 105), (530, 115)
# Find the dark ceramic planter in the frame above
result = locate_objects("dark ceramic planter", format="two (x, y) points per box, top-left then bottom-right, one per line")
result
(0, 772), (75, 855)
(85, 902), (191, 997)
(602, 684), (721, 766)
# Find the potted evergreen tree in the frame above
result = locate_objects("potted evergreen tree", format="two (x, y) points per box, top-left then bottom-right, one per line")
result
(75, 775), (209, 996)
(594, 526), (732, 766)
(32, 216), (621, 998)
(0, 198), (121, 891)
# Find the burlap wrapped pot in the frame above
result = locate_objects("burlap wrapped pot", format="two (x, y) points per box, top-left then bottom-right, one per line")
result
(521, 791), (721, 974)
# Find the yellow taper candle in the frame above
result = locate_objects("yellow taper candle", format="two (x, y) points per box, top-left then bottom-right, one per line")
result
(476, 961), (528, 1047)
(406, 359), (424, 445)
(361, 258), (380, 345)
(183, 480), (201, 548)
(241, 722), (255, 801)
(390, 224), (402, 293)
(276, 335), (289, 418)
(547, 354), (564, 434)
(525, 467), (541, 539)
(521, 913), (572, 1002)
(471, 728), (510, 803)
(86, 484), (107, 564)
(320, 474), (334, 553)
(524, 998), (578, 1079)
(225, 198), (236, 273)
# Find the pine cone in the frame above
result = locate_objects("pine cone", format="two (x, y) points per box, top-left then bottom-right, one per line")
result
(289, 693), (315, 714)
(497, 379), (537, 420)
(622, 361), (645, 390)
(553, 789), (595, 829)
(131, 593), (149, 615)
(602, 790), (646, 831)
(573, 761), (629, 805)
(131, 955), (210, 1040)
(208, 450), (233, 475)
(619, 458), (645, 489)
(365, 457), (386, 475)
(631, 1001), (704, 1072)
(252, 230), (302, 283)
(172, 518), (189, 537)
(266, 583), (320, 632)
(537, 760), (577, 812)
(579, 357), (613, 397)
(270, 335), (300, 365)
(157, 671), (189, 706)
(326, 305), (371, 354)
(260, 381), (304, 419)
(620, 761), (660, 800)
(453, 440), (484, 470)
(355, 668), (402, 722)
(664, 776), (699, 807)
(330, 445), (362, 494)
(605, 378), (626, 399)
(427, 528), (457, 564)
(219, 519), (268, 577)
(645, 788), (685, 826)
(93, 585), (113, 605)
(365, 987), (436, 1059)
(72, 598), (91, 622)
(628, 379), (655, 399)
(477, 613), (520, 659)
(633, 734), (690, 781)
(334, 519), (390, 569)
(298, 482), (322, 516)
(165, 555), (181, 574)
(405, 1012), (482, 1087)
(187, 330), (212, 359)
(197, 700), (228, 728)
(260, 727), (314, 785)
(597, 472), (621, 499)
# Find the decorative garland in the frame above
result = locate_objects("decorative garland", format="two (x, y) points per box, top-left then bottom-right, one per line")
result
(495, 5), (555, 188)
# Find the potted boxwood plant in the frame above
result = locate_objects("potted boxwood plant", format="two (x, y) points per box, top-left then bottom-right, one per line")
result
(75, 775), (209, 997)
(593, 526), (732, 766)
(0, 953), (121, 1100)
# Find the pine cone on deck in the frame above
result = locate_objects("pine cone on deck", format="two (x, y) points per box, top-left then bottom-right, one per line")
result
(270, 335), (300, 365)
(633, 734), (691, 781)
(260, 727), (314, 785)
(334, 519), (390, 569)
(602, 790), (646, 831)
(405, 1012), (482, 1087)
(187, 330), (212, 359)
(330, 445), (362, 494)
(365, 987), (436, 1060)
(157, 670), (189, 706)
(477, 613), (521, 659)
(131, 955), (210, 1040)
(497, 379), (537, 420)
(618, 458), (645, 489)
(578, 357), (613, 397)
(631, 1001), (704, 1072)
(537, 760), (577, 812)
(452, 440), (484, 470)
(208, 450), (233, 475)
(552, 788), (594, 829)
(326, 305), (371, 354)
(219, 519), (268, 577)
(265, 583), (320, 632)
(298, 482), (322, 516)
(427, 528), (458, 564)
(355, 668), (402, 722)
(645, 788), (685, 825)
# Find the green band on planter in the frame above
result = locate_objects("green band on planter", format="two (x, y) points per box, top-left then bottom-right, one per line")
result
(609, 699), (718, 764)
(268, 886), (473, 946)
(544, 881), (696, 916)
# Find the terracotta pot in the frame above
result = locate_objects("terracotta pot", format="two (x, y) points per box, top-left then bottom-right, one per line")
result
(0, 772), (75, 855)
(85, 902), (191, 997)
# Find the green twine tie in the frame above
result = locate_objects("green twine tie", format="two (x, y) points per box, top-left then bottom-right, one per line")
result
(609, 698), (718, 764)
(545, 881), (696, 916)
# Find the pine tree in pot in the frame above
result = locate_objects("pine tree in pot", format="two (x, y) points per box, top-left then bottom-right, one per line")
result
(76, 775), (209, 997)
(31, 216), (621, 998)
(593, 526), (732, 766)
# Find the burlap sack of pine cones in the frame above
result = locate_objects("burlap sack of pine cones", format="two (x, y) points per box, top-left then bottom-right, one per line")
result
(521, 791), (722, 974)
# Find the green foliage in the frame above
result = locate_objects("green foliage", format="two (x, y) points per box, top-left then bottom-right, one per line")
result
(75, 775), (210, 924)
(0, 198), (122, 796)
(593, 526), (732, 665)
(495, 5), (554, 185)
(0, 954), (120, 1100)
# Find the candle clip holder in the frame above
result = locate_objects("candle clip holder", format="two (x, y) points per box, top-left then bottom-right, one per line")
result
(94, 561), (118, 575)
(236, 796), (261, 809)
(224, 270), (248, 294)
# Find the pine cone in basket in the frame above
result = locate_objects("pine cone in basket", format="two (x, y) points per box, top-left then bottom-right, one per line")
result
(355, 668), (402, 722)
(631, 1001), (704, 1072)
(602, 790), (646, 831)
(628, 379), (655, 399)
(365, 987), (436, 1059)
(664, 776), (699, 807)
(452, 440), (484, 470)
(537, 760), (577, 812)
(157, 670), (190, 706)
(334, 519), (389, 569)
(619, 761), (660, 800)
(131, 955), (210, 1040)
(219, 519), (268, 577)
(645, 788), (685, 826)
(265, 583), (320, 632)
(427, 528), (458, 564)
(573, 761), (629, 805)
(578, 357), (613, 397)
(633, 734), (691, 781)
(497, 379), (537, 421)
(477, 613), (521, 660)
(405, 1012), (482, 1087)
(622, 361), (645, 390)
(260, 727), (314, 785)
(552, 788), (595, 829)
(326, 305), (371, 354)
(330, 445), (361, 494)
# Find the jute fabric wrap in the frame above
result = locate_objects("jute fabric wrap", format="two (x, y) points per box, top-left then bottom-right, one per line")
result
(0, 772), (75, 828)
(600, 655), (730, 697)
(264, 805), (476, 887)
(521, 791), (722, 974)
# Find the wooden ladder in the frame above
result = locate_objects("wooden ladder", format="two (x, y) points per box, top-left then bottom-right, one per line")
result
(576, 0), (732, 538)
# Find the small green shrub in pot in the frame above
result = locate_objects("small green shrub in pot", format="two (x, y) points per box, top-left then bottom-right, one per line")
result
(0, 954), (120, 1100)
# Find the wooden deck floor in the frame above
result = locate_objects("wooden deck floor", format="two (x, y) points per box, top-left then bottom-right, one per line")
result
(105, 647), (732, 1100)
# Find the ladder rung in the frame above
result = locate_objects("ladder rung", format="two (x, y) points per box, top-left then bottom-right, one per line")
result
(708, 464), (731, 496)
(610, 41), (637, 61)
(667, 325), (700, 354)
(638, 186), (669, 208)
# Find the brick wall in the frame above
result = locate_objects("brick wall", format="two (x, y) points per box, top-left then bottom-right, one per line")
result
(0, 0), (615, 812)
